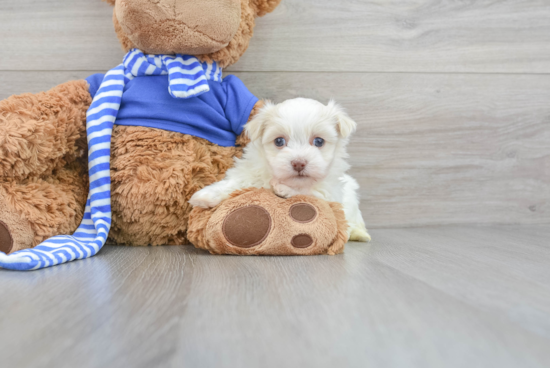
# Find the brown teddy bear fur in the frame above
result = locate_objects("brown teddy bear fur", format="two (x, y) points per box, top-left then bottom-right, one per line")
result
(108, 102), (260, 246)
(0, 0), (278, 253)
(187, 188), (348, 256)
(0, 81), (261, 251)
(111, 0), (271, 68)
(0, 80), (91, 249)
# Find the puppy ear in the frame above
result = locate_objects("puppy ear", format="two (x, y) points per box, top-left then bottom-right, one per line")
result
(245, 100), (276, 141)
(102, 0), (115, 5)
(327, 100), (357, 138)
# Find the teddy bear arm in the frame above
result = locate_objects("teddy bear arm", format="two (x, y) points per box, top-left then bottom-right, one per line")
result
(0, 79), (92, 180)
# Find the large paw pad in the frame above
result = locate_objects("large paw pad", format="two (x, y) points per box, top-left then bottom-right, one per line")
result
(0, 220), (13, 254)
(222, 205), (271, 248)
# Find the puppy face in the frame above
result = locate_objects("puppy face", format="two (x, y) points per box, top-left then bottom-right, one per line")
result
(245, 98), (356, 188)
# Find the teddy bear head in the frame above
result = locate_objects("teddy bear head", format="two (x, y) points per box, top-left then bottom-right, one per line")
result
(102, 0), (280, 67)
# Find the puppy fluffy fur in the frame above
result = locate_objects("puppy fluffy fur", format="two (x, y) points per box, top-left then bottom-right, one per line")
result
(189, 98), (370, 242)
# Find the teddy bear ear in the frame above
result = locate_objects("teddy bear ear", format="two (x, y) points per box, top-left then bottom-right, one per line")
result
(102, 0), (115, 6)
(250, 0), (282, 17)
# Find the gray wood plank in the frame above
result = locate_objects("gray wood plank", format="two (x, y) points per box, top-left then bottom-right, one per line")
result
(0, 0), (123, 71)
(1, 0), (550, 73)
(373, 226), (550, 339)
(232, 0), (550, 73)
(1, 71), (549, 228)
(0, 225), (549, 368)
(0, 71), (96, 98)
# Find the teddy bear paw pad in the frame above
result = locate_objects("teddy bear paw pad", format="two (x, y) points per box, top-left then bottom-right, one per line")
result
(289, 203), (317, 223)
(0, 220), (14, 254)
(222, 205), (272, 248)
(291, 233), (314, 248)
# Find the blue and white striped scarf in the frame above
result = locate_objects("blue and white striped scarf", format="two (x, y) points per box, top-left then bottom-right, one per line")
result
(0, 49), (222, 271)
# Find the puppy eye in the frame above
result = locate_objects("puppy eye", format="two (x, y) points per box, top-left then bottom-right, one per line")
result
(274, 137), (286, 147)
(313, 137), (325, 147)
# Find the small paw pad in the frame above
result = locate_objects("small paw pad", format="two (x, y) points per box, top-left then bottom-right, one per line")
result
(289, 203), (317, 223)
(291, 234), (314, 248)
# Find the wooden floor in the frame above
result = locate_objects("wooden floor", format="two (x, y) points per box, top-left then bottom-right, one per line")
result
(1, 225), (549, 368)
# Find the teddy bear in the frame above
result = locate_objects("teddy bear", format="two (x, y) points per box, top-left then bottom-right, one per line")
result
(0, 0), (349, 271)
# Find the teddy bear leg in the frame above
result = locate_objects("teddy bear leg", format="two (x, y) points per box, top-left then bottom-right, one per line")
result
(109, 126), (239, 246)
(188, 188), (349, 256)
(0, 187), (34, 254)
(0, 80), (91, 253)
(0, 164), (88, 253)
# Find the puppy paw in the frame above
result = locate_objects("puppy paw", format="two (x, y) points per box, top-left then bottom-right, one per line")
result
(270, 180), (296, 199)
(189, 188), (224, 208)
(349, 225), (371, 242)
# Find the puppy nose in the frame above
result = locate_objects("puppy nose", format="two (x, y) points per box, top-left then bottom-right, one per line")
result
(291, 160), (307, 172)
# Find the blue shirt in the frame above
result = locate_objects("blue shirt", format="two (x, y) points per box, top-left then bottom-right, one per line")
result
(85, 73), (258, 147)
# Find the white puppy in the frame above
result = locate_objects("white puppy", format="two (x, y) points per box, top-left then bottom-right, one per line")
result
(189, 98), (370, 242)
